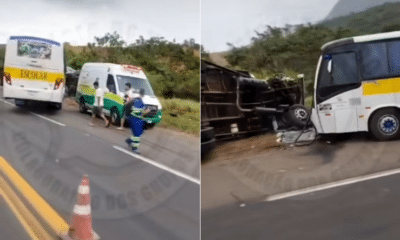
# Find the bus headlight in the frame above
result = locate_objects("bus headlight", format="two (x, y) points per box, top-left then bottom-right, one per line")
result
(319, 103), (332, 111)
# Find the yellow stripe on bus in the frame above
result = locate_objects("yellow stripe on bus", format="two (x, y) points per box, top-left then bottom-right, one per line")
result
(362, 77), (400, 96)
(4, 67), (64, 83)
(0, 156), (70, 235)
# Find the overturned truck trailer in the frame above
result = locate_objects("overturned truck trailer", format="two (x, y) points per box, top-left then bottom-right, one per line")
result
(201, 60), (306, 154)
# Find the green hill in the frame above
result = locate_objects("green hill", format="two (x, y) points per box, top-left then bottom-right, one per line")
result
(223, 2), (400, 97)
(320, 2), (400, 34)
(324, 0), (400, 21)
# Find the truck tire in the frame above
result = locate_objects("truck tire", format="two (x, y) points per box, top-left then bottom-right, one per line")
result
(369, 108), (400, 141)
(286, 104), (309, 128)
(201, 127), (215, 142)
(79, 98), (87, 113)
(201, 127), (216, 159)
(201, 138), (216, 158)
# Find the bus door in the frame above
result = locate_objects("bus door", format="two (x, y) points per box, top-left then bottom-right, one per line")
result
(316, 52), (361, 133)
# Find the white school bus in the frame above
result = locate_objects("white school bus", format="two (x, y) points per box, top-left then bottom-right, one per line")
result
(310, 31), (400, 140)
(3, 36), (65, 109)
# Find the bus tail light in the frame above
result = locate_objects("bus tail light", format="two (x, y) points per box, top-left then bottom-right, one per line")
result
(54, 78), (63, 90)
(3, 73), (11, 85)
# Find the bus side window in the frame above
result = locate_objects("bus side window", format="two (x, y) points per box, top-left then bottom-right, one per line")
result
(361, 42), (388, 79)
(107, 74), (116, 94)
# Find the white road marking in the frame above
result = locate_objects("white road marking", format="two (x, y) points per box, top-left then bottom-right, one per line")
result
(266, 168), (400, 202)
(0, 99), (66, 127)
(31, 112), (66, 126)
(113, 145), (200, 185)
(0, 99), (15, 107)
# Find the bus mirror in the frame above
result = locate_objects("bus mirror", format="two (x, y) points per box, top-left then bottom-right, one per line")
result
(327, 59), (332, 73)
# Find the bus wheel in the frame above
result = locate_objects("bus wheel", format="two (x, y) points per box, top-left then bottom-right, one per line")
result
(79, 98), (87, 113)
(15, 100), (26, 107)
(54, 103), (62, 110)
(110, 108), (121, 125)
(370, 108), (400, 141)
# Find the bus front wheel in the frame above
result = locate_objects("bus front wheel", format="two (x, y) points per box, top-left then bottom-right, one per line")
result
(54, 103), (62, 110)
(370, 108), (400, 141)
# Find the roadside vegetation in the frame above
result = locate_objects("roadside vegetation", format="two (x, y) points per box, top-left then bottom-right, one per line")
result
(65, 32), (200, 101)
(208, 2), (400, 98)
(158, 98), (200, 135)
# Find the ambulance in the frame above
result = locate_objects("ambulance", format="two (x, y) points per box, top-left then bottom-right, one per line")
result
(3, 36), (65, 109)
(75, 63), (162, 128)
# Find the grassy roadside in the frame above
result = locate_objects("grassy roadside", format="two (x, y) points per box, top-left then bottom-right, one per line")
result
(158, 98), (200, 136)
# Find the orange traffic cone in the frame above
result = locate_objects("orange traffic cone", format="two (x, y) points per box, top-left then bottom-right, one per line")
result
(69, 174), (94, 240)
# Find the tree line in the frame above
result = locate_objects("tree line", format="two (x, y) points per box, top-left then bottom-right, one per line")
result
(222, 2), (400, 96)
(66, 32), (200, 101)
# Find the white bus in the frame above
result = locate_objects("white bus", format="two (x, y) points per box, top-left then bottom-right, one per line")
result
(3, 36), (65, 110)
(309, 31), (400, 141)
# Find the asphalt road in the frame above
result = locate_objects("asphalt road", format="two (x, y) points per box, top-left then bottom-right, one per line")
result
(202, 172), (400, 240)
(0, 90), (200, 240)
(0, 196), (30, 240)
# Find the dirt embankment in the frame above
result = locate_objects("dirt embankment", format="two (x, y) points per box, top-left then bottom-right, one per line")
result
(203, 134), (283, 163)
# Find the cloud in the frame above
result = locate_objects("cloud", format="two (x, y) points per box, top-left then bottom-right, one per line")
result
(0, 0), (199, 45)
(202, 0), (338, 52)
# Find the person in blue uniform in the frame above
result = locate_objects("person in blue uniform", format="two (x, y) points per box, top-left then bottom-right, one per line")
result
(125, 88), (150, 153)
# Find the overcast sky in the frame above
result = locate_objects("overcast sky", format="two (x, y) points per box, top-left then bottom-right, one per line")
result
(0, 0), (200, 45)
(202, 0), (339, 52)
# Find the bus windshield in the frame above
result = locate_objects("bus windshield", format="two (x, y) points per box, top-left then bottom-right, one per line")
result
(17, 40), (52, 60)
(116, 75), (155, 97)
(317, 52), (359, 99)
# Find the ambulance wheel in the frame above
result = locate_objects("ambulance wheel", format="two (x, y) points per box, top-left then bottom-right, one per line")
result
(287, 104), (309, 128)
(145, 123), (156, 130)
(79, 98), (87, 113)
(110, 107), (121, 125)
(370, 108), (400, 141)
